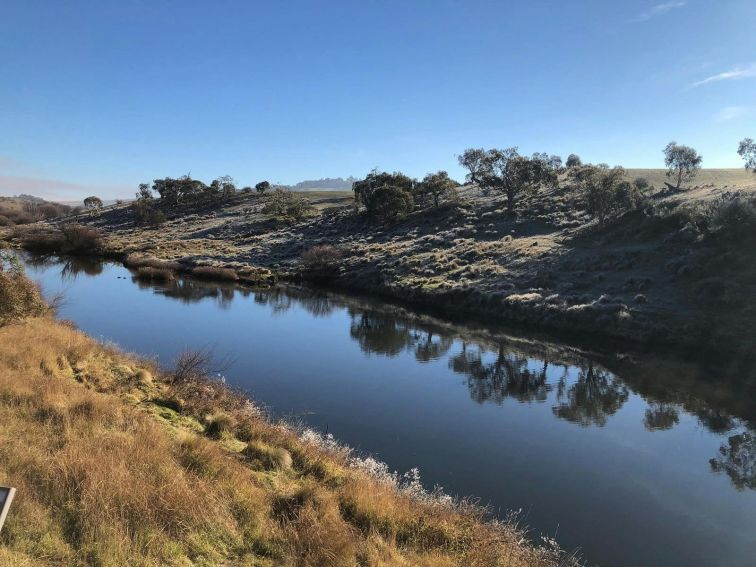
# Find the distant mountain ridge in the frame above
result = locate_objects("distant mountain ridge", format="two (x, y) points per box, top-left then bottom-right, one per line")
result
(291, 177), (355, 190)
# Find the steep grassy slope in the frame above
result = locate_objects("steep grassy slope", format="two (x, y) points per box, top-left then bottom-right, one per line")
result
(0, 308), (575, 565)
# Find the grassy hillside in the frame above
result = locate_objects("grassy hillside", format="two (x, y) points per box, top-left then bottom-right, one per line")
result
(624, 168), (755, 190)
(5, 168), (756, 355)
(0, 261), (573, 566)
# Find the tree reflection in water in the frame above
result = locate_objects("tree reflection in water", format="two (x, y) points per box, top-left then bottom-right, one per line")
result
(349, 311), (412, 356)
(347, 309), (454, 361)
(135, 276), (243, 309)
(254, 289), (293, 315)
(552, 365), (629, 427)
(644, 402), (681, 431)
(448, 343), (552, 404)
(710, 432), (756, 490)
(89, 261), (756, 491)
(60, 257), (104, 280)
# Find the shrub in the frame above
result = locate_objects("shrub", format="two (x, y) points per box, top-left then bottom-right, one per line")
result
(301, 245), (342, 280)
(352, 170), (414, 209)
(0, 206), (34, 225)
(580, 165), (639, 223)
(59, 223), (103, 253)
(18, 223), (102, 255)
(633, 177), (652, 194)
(415, 171), (458, 208)
(0, 253), (47, 325)
(17, 228), (64, 253)
(566, 154), (582, 168)
(262, 188), (314, 221)
(255, 180), (270, 194)
(366, 185), (414, 222)
(172, 348), (212, 384)
(132, 198), (166, 226)
(708, 194), (756, 239)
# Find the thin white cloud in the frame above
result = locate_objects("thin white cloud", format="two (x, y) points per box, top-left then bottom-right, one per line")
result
(693, 63), (756, 87)
(630, 1), (686, 23)
(714, 106), (751, 122)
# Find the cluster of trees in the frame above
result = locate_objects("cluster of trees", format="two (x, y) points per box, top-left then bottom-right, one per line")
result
(128, 175), (275, 226)
(110, 135), (756, 229)
(458, 148), (561, 211)
(352, 169), (459, 221)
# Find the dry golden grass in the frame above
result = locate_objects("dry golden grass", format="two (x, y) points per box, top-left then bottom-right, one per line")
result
(0, 259), (47, 325)
(0, 311), (575, 566)
(624, 168), (755, 190)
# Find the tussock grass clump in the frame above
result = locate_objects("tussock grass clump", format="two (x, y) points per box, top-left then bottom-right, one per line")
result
(135, 265), (174, 282)
(204, 411), (237, 438)
(123, 254), (182, 271)
(191, 265), (239, 281)
(245, 441), (293, 471)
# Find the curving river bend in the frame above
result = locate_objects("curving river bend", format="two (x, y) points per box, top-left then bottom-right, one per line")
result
(24, 255), (756, 567)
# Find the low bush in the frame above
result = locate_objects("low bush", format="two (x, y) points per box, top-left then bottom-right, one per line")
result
(301, 245), (342, 280)
(367, 185), (414, 222)
(18, 223), (102, 255)
(0, 207), (34, 225)
(654, 192), (756, 241)
(262, 188), (314, 221)
(132, 198), (166, 226)
(0, 253), (47, 325)
(59, 223), (103, 253)
(708, 193), (756, 239)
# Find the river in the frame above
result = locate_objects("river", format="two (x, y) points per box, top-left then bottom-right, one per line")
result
(23, 254), (756, 567)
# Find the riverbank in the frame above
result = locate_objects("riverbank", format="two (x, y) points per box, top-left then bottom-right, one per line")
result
(3, 171), (756, 357)
(0, 265), (576, 565)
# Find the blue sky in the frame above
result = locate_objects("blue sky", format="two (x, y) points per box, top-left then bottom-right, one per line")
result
(1, 0), (755, 200)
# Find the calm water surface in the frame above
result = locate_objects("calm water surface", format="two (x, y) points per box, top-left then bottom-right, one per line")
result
(25, 256), (756, 567)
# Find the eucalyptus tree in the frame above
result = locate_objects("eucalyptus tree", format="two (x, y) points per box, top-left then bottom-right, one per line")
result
(457, 148), (487, 183)
(416, 170), (457, 208)
(663, 142), (702, 190)
(83, 196), (103, 215)
(478, 147), (558, 213)
(566, 154), (582, 168)
(738, 138), (756, 172)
